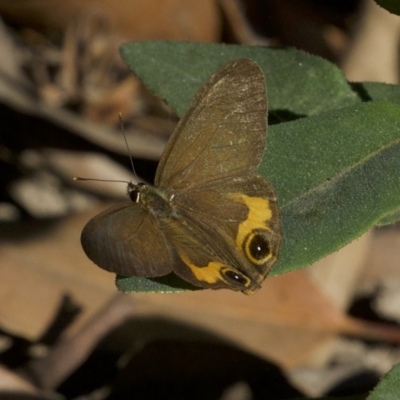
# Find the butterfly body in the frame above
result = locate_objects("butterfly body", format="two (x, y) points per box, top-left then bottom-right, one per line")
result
(81, 59), (282, 294)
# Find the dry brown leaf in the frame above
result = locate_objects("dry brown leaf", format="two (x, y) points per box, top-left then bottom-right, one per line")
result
(219, 0), (271, 45)
(0, 60), (166, 160)
(341, 0), (400, 83)
(2, 206), (400, 372)
(82, 76), (142, 125)
(0, 365), (55, 399)
(0, 0), (221, 42)
(25, 293), (136, 390)
(0, 212), (116, 339)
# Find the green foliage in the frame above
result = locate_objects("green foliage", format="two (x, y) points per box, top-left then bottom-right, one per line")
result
(374, 0), (400, 15)
(367, 363), (400, 399)
(121, 41), (359, 118)
(117, 272), (200, 293)
(360, 82), (400, 105)
(115, 41), (400, 293)
(265, 101), (400, 274)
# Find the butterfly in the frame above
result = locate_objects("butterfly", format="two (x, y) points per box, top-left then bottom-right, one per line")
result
(81, 58), (281, 295)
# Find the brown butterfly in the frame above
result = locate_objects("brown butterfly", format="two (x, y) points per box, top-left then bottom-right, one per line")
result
(81, 58), (281, 294)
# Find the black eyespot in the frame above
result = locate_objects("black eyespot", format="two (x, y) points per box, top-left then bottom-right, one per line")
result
(248, 233), (270, 261)
(223, 269), (249, 285)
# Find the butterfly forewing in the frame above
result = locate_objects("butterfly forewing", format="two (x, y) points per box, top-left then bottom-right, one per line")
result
(155, 59), (267, 189)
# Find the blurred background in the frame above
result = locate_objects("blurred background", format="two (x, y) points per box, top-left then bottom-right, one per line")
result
(1, 0), (400, 399)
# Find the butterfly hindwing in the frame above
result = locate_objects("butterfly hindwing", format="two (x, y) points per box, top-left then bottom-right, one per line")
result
(162, 175), (281, 294)
(81, 202), (172, 277)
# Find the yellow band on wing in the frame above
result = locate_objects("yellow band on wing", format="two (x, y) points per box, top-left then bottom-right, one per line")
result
(232, 194), (272, 239)
(231, 194), (273, 265)
(180, 254), (225, 284)
(179, 254), (253, 291)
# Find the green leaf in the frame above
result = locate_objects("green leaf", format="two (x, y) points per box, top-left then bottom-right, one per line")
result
(376, 209), (400, 226)
(262, 101), (400, 274)
(302, 397), (365, 400)
(358, 82), (400, 105)
(367, 363), (400, 399)
(120, 41), (359, 119)
(117, 273), (201, 293)
(374, 0), (400, 15)
(356, 83), (400, 225)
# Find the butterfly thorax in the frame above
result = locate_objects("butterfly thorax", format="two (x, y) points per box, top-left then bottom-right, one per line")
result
(128, 182), (174, 220)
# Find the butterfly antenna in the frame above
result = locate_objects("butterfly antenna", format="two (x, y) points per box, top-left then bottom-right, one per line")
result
(73, 177), (131, 185)
(119, 113), (137, 179)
